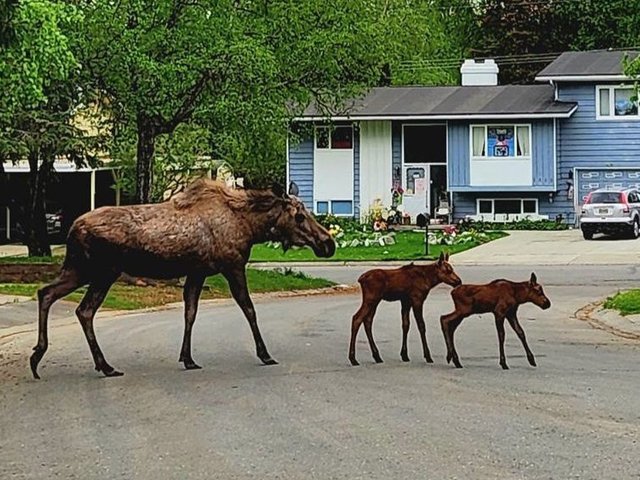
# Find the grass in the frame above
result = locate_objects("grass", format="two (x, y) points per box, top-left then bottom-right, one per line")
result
(250, 230), (507, 262)
(0, 268), (336, 310)
(603, 289), (640, 316)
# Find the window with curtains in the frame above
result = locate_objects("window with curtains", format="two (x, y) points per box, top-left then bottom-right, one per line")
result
(471, 125), (531, 158)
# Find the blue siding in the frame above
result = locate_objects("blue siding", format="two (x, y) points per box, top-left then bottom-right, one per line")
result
(554, 83), (640, 223)
(448, 119), (555, 191)
(448, 122), (469, 188)
(288, 134), (314, 208)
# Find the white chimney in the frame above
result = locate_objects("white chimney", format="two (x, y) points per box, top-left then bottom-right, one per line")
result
(460, 59), (499, 86)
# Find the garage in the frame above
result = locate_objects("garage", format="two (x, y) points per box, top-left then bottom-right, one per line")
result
(574, 167), (640, 209)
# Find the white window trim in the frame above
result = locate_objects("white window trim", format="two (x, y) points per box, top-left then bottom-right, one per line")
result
(476, 198), (539, 216)
(595, 85), (640, 121)
(469, 124), (532, 161)
(314, 125), (354, 151)
(315, 199), (353, 216)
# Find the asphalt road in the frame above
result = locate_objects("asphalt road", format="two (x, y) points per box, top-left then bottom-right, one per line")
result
(1, 265), (639, 479)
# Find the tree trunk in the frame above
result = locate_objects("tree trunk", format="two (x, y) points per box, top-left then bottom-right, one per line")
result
(135, 116), (157, 204)
(25, 149), (52, 257)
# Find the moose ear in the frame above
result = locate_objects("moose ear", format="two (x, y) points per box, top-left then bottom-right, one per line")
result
(438, 251), (445, 264)
(445, 252), (450, 261)
(530, 272), (537, 285)
(271, 183), (287, 199)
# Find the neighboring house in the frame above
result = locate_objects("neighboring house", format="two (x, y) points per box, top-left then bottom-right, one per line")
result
(287, 50), (640, 224)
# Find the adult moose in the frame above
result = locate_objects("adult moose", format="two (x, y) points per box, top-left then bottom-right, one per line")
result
(348, 253), (462, 366)
(30, 179), (335, 378)
(440, 273), (551, 370)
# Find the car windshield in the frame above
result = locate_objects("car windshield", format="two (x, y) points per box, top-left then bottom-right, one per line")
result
(587, 192), (623, 204)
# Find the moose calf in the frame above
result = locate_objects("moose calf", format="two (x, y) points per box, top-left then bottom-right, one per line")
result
(349, 252), (462, 366)
(440, 273), (551, 370)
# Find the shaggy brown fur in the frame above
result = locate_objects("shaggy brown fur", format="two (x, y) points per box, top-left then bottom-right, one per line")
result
(440, 273), (551, 369)
(348, 252), (462, 366)
(30, 179), (335, 378)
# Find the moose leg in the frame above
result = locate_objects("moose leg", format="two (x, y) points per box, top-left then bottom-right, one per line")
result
(400, 299), (411, 362)
(440, 312), (464, 368)
(348, 305), (368, 366)
(179, 274), (206, 370)
(506, 311), (536, 367)
(224, 267), (277, 365)
(494, 314), (508, 370)
(31, 268), (85, 379)
(363, 315), (383, 364)
(76, 275), (120, 377)
(412, 299), (433, 363)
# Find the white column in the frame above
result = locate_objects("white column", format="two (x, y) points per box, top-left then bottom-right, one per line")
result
(90, 170), (96, 210)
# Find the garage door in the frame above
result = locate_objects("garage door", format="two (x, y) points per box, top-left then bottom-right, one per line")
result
(575, 168), (640, 206)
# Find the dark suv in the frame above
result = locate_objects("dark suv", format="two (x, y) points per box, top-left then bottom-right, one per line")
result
(579, 188), (640, 240)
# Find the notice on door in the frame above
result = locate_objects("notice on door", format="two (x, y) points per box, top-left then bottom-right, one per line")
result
(414, 178), (427, 195)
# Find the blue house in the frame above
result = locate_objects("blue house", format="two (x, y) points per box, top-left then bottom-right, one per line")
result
(287, 50), (640, 224)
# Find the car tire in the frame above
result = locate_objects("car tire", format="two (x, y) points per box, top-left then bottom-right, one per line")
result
(629, 218), (640, 239)
(582, 229), (593, 240)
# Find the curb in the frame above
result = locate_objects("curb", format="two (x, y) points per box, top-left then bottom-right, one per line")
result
(575, 301), (640, 341)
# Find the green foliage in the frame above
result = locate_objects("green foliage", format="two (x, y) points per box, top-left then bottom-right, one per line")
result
(0, 0), (80, 115)
(80, 0), (469, 196)
(459, 218), (569, 232)
(604, 290), (640, 316)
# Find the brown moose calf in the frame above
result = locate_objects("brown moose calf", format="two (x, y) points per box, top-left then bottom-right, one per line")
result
(349, 252), (462, 366)
(440, 273), (551, 370)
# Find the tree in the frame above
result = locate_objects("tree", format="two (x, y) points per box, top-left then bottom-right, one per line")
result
(473, 0), (640, 85)
(81, 0), (462, 202)
(0, 0), (92, 256)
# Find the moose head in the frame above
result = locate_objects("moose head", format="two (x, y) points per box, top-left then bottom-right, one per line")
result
(435, 252), (462, 287)
(270, 185), (335, 258)
(526, 272), (551, 309)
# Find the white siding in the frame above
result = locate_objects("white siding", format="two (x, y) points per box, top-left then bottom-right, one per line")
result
(359, 121), (393, 219)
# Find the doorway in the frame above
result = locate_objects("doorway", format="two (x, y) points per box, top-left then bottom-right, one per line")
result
(401, 124), (447, 220)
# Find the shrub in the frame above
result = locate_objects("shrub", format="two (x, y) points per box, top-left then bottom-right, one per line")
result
(457, 218), (569, 232)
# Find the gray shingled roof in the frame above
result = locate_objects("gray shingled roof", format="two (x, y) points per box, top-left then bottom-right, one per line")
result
(298, 85), (576, 119)
(536, 50), (640, 79)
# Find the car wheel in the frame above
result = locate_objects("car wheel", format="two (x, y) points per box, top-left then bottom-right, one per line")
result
(630, 218), (640, 239)
(582, 229), (593, 240)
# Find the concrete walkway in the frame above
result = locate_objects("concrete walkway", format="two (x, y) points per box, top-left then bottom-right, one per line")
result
(453, 229), (640, 265)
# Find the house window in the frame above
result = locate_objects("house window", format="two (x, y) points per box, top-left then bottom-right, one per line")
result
(470, 125), (531, 158)
(315, 126), (353, 150)
(316, 200), (353, 216)
(476, 198), (539, 216)
(596, 85), (639, 119)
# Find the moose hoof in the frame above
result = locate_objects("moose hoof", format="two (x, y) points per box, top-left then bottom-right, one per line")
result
(446, 353), (452, 364)
(349, 358), (359, 366)
(425, 357), (434, 364)
(102, 367), (124, 378)
(401, 354), (410, 362)
(500, 363), (509, 370)
(528, 356), (537, 367)
(183, 361), (202, 370)
(372, 355), (384, 364)
(261, 357), (279, 366)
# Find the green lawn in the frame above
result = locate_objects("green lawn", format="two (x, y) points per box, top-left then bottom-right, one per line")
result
(0, 268), (336, 310)
(603, 290), (640, 316)
(250, 231), (507, 262)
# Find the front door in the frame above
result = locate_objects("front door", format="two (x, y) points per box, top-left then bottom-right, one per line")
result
(402, 164), (428, 220)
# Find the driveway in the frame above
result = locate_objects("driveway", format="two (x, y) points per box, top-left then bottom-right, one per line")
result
(452, 229), (640, 265)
